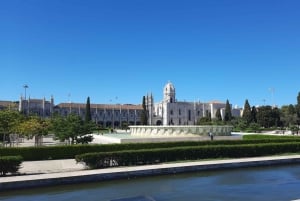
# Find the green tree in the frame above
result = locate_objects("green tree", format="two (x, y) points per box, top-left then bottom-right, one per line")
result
(236, 118), (248, 131)
(85, 96), (92, 123)
(249, 122), (261, 133)
(251, 106), (257, 123)
(242, 99), (252, 125)
(0, 110), (23, 145)
(51, 114), (87, 144)
(296, 92), (300, 126)
(205, 110), (211, 121)
(83, 96), (96, 134)
(280, 104), (297, 128)
(272, 107), (281, 127)
(215, 108), (222, 121)
(256, 106), (280, 128)
(141, 96), (148, 125)
(197, 117), (212, 125)
(18, 116), (49, 146)
(288, 104), (296, 114)
(224, 99), (232, 122)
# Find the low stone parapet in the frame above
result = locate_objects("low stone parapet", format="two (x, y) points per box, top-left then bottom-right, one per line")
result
(129, 125), (233, 137)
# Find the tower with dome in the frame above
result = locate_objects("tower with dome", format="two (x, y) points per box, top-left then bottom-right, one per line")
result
(145, 81), (241, 126)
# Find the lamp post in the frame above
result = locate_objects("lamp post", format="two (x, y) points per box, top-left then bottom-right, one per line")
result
(23, 84), (28, 115)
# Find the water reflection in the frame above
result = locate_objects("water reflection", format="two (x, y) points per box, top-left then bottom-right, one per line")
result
(1, 164), (300, 201)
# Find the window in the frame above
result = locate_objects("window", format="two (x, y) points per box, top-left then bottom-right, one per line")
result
(170, 110), (173, 115)
(188, 110), (191, 121)
(179, 109), (181, 115)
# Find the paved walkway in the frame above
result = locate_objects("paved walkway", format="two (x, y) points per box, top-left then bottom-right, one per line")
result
(2, 155), (300, 191)
(19, 159), (86, 174)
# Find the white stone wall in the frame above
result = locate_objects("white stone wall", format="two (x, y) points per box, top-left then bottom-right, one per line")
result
(130, 125), (233, 136)
(147, 82), (242, 125)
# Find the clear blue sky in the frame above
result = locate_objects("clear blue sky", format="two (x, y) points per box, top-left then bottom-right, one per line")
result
(1, 0), (300, 108)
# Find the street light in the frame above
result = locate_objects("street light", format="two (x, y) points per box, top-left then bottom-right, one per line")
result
(23, 84), (28, 115)
(23, 84), (28, 100)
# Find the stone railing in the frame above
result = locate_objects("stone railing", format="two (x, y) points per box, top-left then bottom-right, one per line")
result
(129, 125), (233, 137)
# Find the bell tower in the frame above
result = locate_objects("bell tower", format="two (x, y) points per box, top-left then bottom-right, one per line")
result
(163, 81), (176, 103)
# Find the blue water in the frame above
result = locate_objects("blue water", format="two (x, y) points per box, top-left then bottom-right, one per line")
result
(1, 164), (300, 201)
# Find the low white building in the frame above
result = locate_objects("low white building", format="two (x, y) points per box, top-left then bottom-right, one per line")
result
(146, 82), (241, 126)
(1, 82), (242, 128)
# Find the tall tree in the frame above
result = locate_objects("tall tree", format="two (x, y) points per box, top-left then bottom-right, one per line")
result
(85, 96), (92, 123)
(141, 96), (148, 125)
(256, 106), (280, 128)
(215, 108), (222, 121)
(251, 106), (257, 123)
(242, 99), (252, 124)
(224, 99), (232, 122)
(204, 110), (212, 122)
(296, 92), (300, 125)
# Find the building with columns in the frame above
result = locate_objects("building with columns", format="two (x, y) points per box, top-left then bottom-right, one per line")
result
(146, 82), (241, 126)
(55, 103), (142, 128)
(0, 82), (241, 128)
(19, 96), (54, 117)
(0, 101), (19, 111)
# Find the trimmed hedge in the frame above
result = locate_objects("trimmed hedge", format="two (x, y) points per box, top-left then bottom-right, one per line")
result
(75, 142), (300, 169)
(2, 138), (300, 161)
(0, 155), (23, 176)
(243, 134), (300, 140)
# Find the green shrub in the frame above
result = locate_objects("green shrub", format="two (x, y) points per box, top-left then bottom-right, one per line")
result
(0, 155), (23, 176)
(2, 136), (300, 161)
(243, 134), (300, 140)
(76, 142), (300, 169)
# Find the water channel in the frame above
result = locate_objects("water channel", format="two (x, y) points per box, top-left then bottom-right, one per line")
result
(1, 164), (300, 201)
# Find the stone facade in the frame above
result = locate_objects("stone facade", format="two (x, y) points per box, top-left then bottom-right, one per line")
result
(146, 82), (241, 126)
(0, 101), (18, 111)
(0, 82), (242, 128)
(19, 96), (54, 117)
(55, 103), (142, 127)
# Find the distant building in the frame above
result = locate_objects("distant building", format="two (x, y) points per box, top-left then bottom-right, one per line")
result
(0, 82), (242, 127)
(0, 101), (19, 111)
(19, 96), (54, 117)
(146, 82), (241, 125)
(55, 103), (143, 127)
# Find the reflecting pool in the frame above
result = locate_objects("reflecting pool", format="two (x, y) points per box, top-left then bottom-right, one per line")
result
(1, 164), (300, 201)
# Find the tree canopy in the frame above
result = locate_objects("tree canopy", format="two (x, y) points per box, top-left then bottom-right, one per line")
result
(141, 96), (148, 125)
(85, 96), (92, 123)
(51, 114), (88, 144)
(215, 108), (222, 121)
(242, 99), (252, 125)
(224, 99), (232, 122)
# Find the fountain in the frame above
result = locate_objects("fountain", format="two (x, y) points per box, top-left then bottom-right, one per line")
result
(129, 125), (233, 137)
